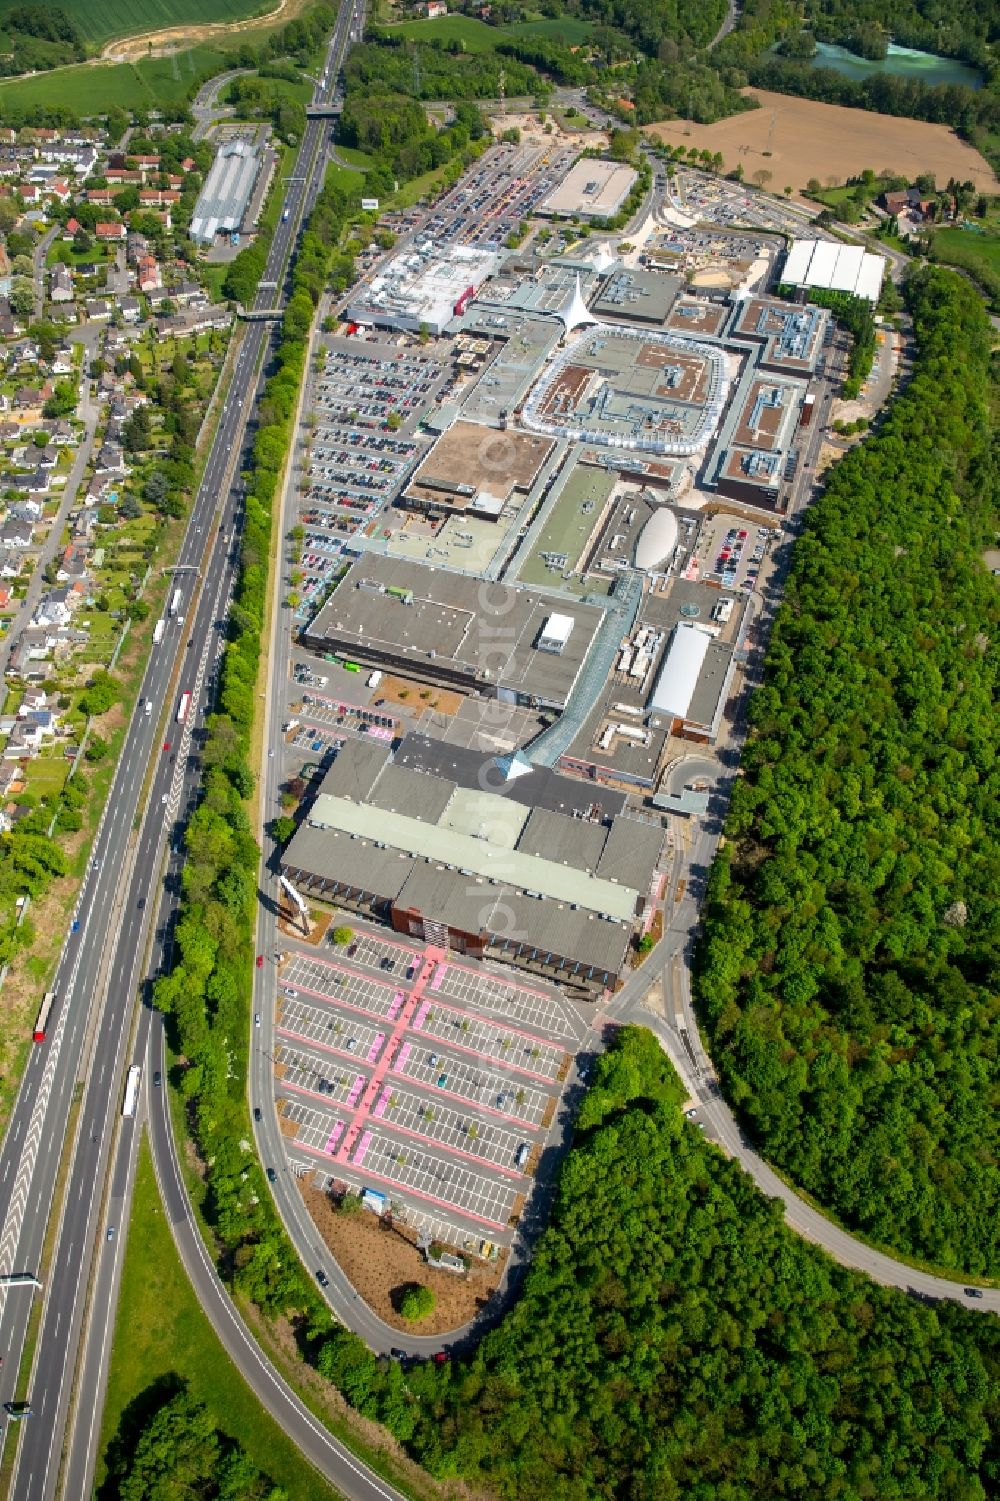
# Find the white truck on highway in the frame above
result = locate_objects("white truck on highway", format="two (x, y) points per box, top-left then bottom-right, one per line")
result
(152, 619), (165, 645)
(169, 589), (182, 618)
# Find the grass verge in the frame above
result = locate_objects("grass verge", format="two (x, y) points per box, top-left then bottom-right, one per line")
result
(95, 1135), (343, 1500)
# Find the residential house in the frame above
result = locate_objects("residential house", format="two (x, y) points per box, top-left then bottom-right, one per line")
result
(25, 708), (58, 735)
(120, 295), (141, 324)
(425, 1), (448, 15)
(11, 467), (49, 495)
(95, 222), (125, 242)
(136, 254), (161, 292)
(0, 519), (34, 548)
(126, 231), (149, 264)
(0, 304), (18, 340)
(84, 298), (112, 321)
(18, 184), (40, 206)
(138, 188), (180, 209)
(56, 544), (88, 583)
(47, 419), (74, 445)
(881, 187), (922, 216)
(62, 216), (81, 240)
(34, 588), (74, 627)
(14, 386), (42, 410)
(171, 280), (206, 306)
(9, 498), (43, 522)
(18, 687), (47, 716)
(3, 721), (42, 757)
(50, 263), (73, 303)
(87, 189), (117, 207)
(0, 552), (23, 580)
(94, 442), (125, 475)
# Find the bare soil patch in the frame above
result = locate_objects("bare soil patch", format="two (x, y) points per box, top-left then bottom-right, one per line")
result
(278, 901), (330, 945)
(98, 0), (311, 62)
(645, 89), (997, 195)
(302, 1179), (506, 1335)
(380, 674), (461, 716)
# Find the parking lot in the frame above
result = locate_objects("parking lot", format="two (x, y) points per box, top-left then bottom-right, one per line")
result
(272, 928), (582, 1239)
(284, 1096), (521, 1228)
(384, 139), (578, 252)
(314, 341), (446, 433)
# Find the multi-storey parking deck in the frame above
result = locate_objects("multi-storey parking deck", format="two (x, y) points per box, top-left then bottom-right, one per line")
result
(283, 1097), (522, 1228)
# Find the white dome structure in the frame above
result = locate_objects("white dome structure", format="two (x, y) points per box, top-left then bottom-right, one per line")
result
(635, 508), (678, 572)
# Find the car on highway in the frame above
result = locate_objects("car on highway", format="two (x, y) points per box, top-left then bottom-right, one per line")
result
(106, 1226), (116, 1241)
(254, 1107), (262, 1122)
(254, 1013), (261, 1027)
(964, 1287), (984, 1299)
(266, 1167), (277, 1182)
(390, 1347), (408, 1363)
(316, 1269), (330, 1287)
(153, 1071), (161, 1086)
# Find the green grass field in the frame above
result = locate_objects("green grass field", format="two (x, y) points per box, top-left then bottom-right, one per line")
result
(384, 15), (503, 50)
(97, 1138), (340, 1500)
(0, 43), (230, 114)
(384, 13), (593, 50)
(931, 226), (1000, 306)
(0, 0), (271, 47)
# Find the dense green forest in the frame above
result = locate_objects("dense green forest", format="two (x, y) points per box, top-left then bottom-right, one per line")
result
(0, 5), (83, 77)
(105, 1388), (286, 1500)
(391, 1028), (1000, 1498)
(696, 265), (1000, 1274)
(797, 0), (997, 66)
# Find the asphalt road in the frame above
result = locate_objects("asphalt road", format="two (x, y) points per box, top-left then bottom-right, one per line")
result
(0, 8), (365, 1495)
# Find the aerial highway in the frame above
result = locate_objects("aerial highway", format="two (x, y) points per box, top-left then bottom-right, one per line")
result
(0, 3), (369, 1496)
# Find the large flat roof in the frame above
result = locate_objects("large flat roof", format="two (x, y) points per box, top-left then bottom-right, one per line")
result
(305, 554), (603, 709)
(395, 732), (627, 817)
(308, 793), (639, 921)
(541, 158), (638, 220)
(590, 267), (683, 325)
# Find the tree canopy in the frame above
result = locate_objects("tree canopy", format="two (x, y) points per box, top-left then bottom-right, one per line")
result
(696, 266), (1000, 1273)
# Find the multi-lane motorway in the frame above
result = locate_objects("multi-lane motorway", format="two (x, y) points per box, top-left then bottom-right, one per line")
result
(0, 4), (367, 1496)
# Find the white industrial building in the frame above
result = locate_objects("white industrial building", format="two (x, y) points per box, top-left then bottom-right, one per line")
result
(345, 243), (500, 336)
(190, 140), (262, 247)
(782, 239), (886, 304)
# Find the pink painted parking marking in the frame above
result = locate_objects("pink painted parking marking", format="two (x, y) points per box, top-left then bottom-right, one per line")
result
(411, 1000), (430, 1032)
(324, 1121), (345, 1155)
(346, 1074), (365, 1107)
(393, 1041), (412, 1072)
(373, 1088), (391, 1119)
(352, 1129), (373, 1165)
(367, 1032), (385, 1063)
(431, 963), (448, 991)
(388, 991), (405, 1021)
